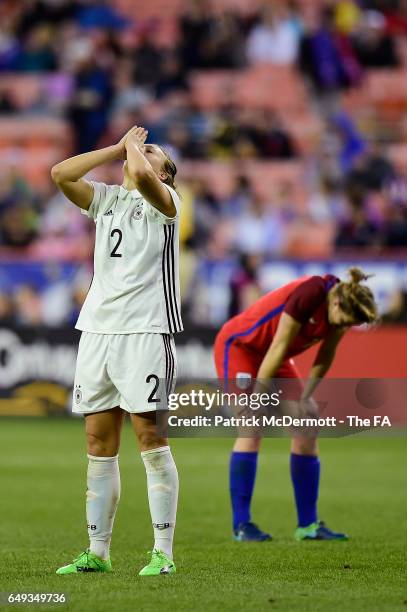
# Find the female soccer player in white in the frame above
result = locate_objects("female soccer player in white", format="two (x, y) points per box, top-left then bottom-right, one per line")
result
(52, 126), (182, 576)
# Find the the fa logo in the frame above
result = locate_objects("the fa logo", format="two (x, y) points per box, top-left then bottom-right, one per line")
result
(236, 372), (252, 390)
(75, 385), (82, 404)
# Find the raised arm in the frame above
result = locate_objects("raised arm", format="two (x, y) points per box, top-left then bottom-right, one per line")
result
(125, 127), (176, 218)
(51, 143), (124, 210)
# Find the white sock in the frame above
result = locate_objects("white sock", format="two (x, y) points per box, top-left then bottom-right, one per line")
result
(141, 446), (179, 559)
(86, 454), (120, 561)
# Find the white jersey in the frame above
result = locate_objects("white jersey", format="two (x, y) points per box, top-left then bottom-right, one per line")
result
(76, 181), (183, 334)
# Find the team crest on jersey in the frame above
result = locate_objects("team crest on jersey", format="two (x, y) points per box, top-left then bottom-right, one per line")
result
(131, 202), (144, 220)
(236, 372), (252, 389)
(74, 385), (82, 404)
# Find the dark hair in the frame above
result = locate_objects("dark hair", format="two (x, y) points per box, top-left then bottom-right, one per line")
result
(334, 267), (378, 324)
(158, 146), (178, 191)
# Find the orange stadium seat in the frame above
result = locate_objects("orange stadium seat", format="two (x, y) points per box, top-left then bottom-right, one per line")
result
(0, 118), (70, 153)
(189, 71), (235, 109)
(234, 66), (308, 112)
(0, 117), (70, 187)
(397, 36), (407, 67)
(0, 148), (66, 188)
(115, 0), (326, 19)
(365, 69), (407, 120)
(388, 144), (407, 172)
(285, 221), (334, 258)
(180, 160), (309, 212)
(189, 66), (309, 113)
(279, 112), (323, 153)
(0, 74), (43, 111)
(115, 0), (183, 19)
(366, 69), (407, 102)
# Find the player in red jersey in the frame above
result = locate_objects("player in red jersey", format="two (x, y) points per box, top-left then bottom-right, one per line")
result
(214, 268), (378, 542)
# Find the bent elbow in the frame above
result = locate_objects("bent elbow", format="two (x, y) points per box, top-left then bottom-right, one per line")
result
(132, 167), (154, 185)
(51, 165), (63, 183)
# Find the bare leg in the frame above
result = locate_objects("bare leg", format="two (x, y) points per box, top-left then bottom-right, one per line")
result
(85, 406), (125, 456)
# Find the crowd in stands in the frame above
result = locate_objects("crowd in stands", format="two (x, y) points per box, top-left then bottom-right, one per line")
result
(1, 0), (407, 325)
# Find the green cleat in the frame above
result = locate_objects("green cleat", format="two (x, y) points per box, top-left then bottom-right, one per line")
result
(56, 550), (112, 575)
(139, 549), (176, 576)
(295, 520), (349, 541)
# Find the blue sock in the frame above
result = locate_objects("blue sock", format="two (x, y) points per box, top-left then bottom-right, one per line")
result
(229, 451), (258, 530)
(290, 453), (320, 528)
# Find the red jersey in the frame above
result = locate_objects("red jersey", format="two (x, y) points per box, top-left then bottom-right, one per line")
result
(219, 274), (339, 361)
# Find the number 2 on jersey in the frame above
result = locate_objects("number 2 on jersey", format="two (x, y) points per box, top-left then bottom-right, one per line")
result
(110, 229), (122, 257)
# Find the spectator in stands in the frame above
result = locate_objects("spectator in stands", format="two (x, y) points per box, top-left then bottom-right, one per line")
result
(247, 4), (300, 65)
(0, 206), (38, 248)
(67, 42), (113, 153)
(308, 176), (346, 222)
(334, 198), (381, 248)
(132, 31), (164, 90)
(346, 140), (396, 191)
(16, 24), (57, 72)
(165, 123), (195, 158)
(234, 192), (287, 255)
(382, 288), (407, 323)
(0, 292), (16, 326)
(383, 204), (407, 247)
(188, 179), (221, 249)
(211, 108), (297, 159)
(334, 0), (361, 34)
(0, 173), (39, 248)
(0, 90), (17, 113)
(155, 53), (189, 99)
(352, 10), (399, 68)
(385, 0), (407, 35)
(179, 0), (215, 69)
(0, 26), (22, 71)
(196, 10), (246, 69)
(112, 57), (152, 113)
(14, 0), (79, 38)
(299, 6), (359, 94)
(76, 0), (128, 30)
(222, 175), (252, 217)
(331, 112), (367, 174)
(254, 110), (297, 159)
(228, 252), (262, 317)
(14, 285), (43, 326)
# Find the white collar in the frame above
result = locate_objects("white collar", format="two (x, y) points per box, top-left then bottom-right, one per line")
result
(119, 185), (142, 198)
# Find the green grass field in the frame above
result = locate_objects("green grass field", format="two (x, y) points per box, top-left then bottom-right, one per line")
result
(1, 418), (406, 612)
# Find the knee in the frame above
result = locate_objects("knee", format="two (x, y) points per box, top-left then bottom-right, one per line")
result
(234, 437), (262, 452)
(291, 437), (318, 456)
(87, 433), (117, 457)
(137, 429), (166, 453)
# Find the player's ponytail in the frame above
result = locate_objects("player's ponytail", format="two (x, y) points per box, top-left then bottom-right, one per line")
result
(347, 267), (372, 285)
(334, 267), (378, 324)
(158, 146), (178, 193)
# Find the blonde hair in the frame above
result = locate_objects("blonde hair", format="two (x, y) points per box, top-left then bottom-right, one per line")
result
(158, 146), (177, 191)
(333, 267), (378, 324)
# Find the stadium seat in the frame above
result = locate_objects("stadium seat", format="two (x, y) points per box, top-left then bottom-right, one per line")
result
(388, 144), (407, 172)
(180, 160), (308, 211)
(285, 221), (334, 258)
(0, 75), (43, 111)
(189, 66), (309, 113)
(0, 118), (69, 148)
(366, 69), (407, 121)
